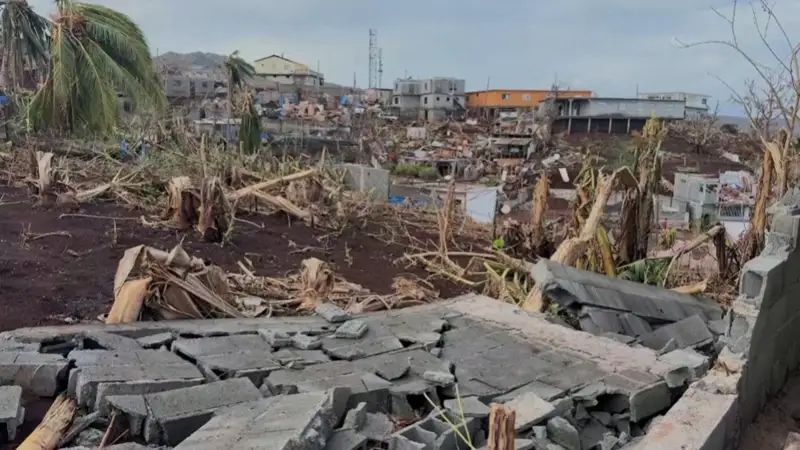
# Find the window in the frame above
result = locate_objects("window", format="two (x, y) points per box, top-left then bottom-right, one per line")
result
(501, 93), (510, 100)
(701, 98), (708, 105)
(201, 82), (208, 88)
(446, 97), (450, 102)
(285, 75), (291, 79)
(394, 97), (399, 105)
(395, 83), (398, 90)
(171, 80), (182, 87)
(522, 94), (531, 101)
(424, 97), (428, 104)
(436, 97), (440, 101)
(424, 83), (428, 90)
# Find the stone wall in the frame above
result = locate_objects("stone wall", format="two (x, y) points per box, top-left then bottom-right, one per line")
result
(338, 164), (390, 200)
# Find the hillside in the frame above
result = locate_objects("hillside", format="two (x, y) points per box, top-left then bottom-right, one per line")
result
(154, 51), (227, 69)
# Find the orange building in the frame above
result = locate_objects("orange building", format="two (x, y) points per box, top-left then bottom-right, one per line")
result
(466, 89), (593, 117)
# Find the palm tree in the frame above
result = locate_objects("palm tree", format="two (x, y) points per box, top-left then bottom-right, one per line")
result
(0, 0), (50, 92)
(26, 0), (165, 136)
(223, 50), (254, 113)
(223, 50), (258, 152)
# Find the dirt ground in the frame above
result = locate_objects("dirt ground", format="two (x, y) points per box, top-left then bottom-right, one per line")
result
(739, 372), (800, 450)
(0, 185), (465, 332)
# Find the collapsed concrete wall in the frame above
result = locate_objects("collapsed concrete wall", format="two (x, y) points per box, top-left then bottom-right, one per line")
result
(636, 189), (800, 449)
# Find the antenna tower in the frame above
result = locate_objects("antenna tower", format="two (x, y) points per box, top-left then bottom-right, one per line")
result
(368, 29), (378, 89)
(378, 48), (384, 88)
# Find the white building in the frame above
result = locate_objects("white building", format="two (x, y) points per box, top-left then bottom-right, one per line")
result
(390, 77), (466, 121)
(638, 92), (711, 119)
(252, 54), (324, 88)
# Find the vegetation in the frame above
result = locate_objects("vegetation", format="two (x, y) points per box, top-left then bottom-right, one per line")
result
(0, 0), (165, 137)
(391, 163), (439, 180)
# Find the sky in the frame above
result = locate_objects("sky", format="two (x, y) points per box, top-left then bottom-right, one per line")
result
(29, 0), (800, 115)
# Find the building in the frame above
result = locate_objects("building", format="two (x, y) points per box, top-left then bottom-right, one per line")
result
(638, 92), (711, 119)
(253, 54), (324, 88)
(163, 71), (219, 99)
(390, 77), (466, 121)
(466, 89), (593, 119)
(548, 96), (686, 135)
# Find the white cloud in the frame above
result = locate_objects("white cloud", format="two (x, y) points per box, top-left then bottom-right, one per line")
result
(27, 0), (800, 113)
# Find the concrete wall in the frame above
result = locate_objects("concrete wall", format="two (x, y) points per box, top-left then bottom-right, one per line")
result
(394, 80), (423, 95)
(419, 78), (466, 95)
(392, 94), (421, 110)
(165, 75), (191, 98)
(578, 98), (686, 119)
(338, 164), (390, 200)
(421, 94), (453, 109)
(636, 189), (800, 449)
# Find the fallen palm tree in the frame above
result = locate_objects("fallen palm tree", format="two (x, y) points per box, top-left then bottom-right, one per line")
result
(106, 243), (441, 323)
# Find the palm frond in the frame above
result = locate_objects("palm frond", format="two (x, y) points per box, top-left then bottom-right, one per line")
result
(0, 0), (50, 90)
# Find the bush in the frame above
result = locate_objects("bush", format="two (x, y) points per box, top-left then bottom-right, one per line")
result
(392, 163), (421, 177)
(418, 166), (439, 180)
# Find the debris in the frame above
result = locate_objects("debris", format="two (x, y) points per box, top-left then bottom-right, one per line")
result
(504, 391), (556, 431)
(423, 370), (455, 386)
(316, 303), (352, 323)
(17, 394), (76, 450)
(335, 320), (369, 339)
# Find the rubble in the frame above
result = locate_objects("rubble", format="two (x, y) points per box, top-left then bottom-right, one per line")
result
(0, 291), (743, 448)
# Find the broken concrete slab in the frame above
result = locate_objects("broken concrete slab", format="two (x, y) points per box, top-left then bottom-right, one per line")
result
(136, 332), (174, 349)
(547, 416), (580, 450)
(638, 315), (714, 351)
(106, 378), (262, 445)
(83, 331), (142, 350)
(325, 428), (368, 450)
(172, 335), (272, 359)
(443, 396), (490, 418)
(293, 333), (323, 350)
(360, 412), (394, 441)
(504, 391), (556, 431)
(173, 389), (348, 450)
(258, 329), (293, 348)
(0, 340), (40, 352)
(0, 386), (23, 442)
(531, 259), (723, 323)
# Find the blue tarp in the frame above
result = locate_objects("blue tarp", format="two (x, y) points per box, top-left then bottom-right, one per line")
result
(0, 96), (9, 105)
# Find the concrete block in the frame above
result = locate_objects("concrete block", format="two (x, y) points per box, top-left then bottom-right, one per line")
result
(546, 416), (580, 450)
(107, 378), (262, 446)
(771, 213), (800, 246)
(316, 303), (351, 323)
(633, 387), (737, 450)
(272, 348), (330, 366)
(0, 352), (68, 396)
(374, 358), (410, 381)
(657, 348), (711, 387)
(423, 371), (454, 386)
(73, 363), (204, 411)
(740, 256), (786, 306)
(336, 320), (369, 339)
(504, 391), (556, 431)
(195, 350), (281, 385)
(173, 389), (348, 450)
(325, 428), (368, 450)
(0, 386), (23, 441)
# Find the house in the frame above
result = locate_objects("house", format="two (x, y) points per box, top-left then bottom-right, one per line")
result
(253, 54), (324, 88)
(638, 92), (711, 119)
(390, 77), (466, 122)
(547, 96), (686, 135)
(465, 89), (593, 119)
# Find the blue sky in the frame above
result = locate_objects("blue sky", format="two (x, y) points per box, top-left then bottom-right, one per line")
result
(30, 0), (800, 115)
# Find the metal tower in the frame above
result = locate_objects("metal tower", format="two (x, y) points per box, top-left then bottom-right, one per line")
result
(378, 48), (383, 88)
(368, 29), (378, 89)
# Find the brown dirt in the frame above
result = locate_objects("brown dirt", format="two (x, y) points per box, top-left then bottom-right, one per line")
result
(738, 372), (800, 450)
(0, 186), (466, 332)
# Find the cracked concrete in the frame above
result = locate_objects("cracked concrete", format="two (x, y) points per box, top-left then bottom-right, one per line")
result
(0, 291), (723, 449)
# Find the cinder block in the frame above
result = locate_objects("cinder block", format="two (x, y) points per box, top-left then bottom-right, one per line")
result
(0, 352), (68, 396)
(771, 214), (800, 248)
(739, 256), (786, 306)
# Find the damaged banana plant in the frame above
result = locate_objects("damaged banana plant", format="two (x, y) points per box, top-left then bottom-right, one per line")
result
(160, 176), (233, 242)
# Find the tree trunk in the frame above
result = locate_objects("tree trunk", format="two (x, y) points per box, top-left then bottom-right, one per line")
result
(487, 403), (516, 450)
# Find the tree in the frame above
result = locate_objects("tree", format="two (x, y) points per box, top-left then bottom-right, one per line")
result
(668, 104), (723, 154)
(0, 0), (50, 92)
(678, 0), (800, 260)
(224, 50), (259, 152)
(25, 0), (165, 136)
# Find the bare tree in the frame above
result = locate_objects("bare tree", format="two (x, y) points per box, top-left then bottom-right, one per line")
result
(677, 0), (800, 260)
(669, 103), (723, 154)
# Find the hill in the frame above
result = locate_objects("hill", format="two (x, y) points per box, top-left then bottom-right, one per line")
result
(154, 51), (227, 69)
